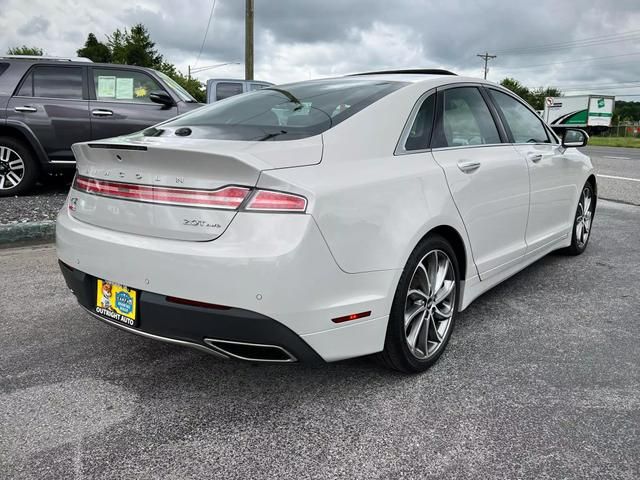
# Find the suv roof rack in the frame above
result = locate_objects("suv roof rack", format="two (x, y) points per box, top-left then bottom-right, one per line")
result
(2, 55), (93, 63)
(349, 68), (457, 76)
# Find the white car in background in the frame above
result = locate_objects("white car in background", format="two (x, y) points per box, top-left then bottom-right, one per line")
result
(56, 69), (595, 373)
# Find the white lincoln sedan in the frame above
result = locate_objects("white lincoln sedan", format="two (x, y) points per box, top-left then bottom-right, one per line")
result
(56, 69), (595, 372)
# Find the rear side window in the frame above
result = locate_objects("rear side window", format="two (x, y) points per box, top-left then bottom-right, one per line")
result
(161, 78), (406, 141)
(216, 82), (244, 101)
(93, 68), (163, 103)
(433, 87), (501, 148)
(17, 66), (84, 99)
(0, 63), (8, 76)
(405, 93), (436, 151)
(490, 90), (550, 144)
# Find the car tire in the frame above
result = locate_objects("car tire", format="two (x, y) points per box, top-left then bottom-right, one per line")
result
(379, 234), (460, 373)
(0, 136), (39, 197)
(563, 181), (596, 256)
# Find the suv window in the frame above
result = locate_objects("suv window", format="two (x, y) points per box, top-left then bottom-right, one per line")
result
(433, 87), (501, 148)
(93, 68), (163, 103)
(490, 90), (550, 143)
(405, 93), (436, 151)
(17, 66), (83, 99)
(0, 63), (8, 77)
(216, 82), (244, 101)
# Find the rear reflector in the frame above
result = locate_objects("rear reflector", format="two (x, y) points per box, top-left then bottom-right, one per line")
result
(332, 311), (371, 324)
(245, 190), (307, 212)
(73, 176), (249, 210)
(166, 296), (231, 310)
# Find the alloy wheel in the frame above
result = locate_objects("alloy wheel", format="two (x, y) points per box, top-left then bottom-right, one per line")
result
(576, 186), (593, 248)
(404, 249), (456, 360)
(0, 146), (25, 190)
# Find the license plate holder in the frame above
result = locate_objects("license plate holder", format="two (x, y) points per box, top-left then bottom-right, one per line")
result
(95, 279), (138, 327)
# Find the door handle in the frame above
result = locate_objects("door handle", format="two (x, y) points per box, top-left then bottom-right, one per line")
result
(91, 109), (113, 117)
(457, 160), (481, 173)
(528, 153), (543, 163)
(14, 106), (37, 113)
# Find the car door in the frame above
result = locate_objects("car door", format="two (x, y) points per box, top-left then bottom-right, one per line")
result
(430, 85), (530, 279)
(89, 67), (178, 140)
(487, 88), (578, 252)
(7, 64), (90, 161)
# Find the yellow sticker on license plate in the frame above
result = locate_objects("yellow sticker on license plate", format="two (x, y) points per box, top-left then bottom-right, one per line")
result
(95, 279), (137, 326)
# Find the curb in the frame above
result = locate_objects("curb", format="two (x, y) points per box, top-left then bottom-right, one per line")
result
(0, 221), (56, 246)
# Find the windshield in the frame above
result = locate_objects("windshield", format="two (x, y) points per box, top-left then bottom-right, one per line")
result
(155, 78), (406, 141)
(156, 71), (198, 103)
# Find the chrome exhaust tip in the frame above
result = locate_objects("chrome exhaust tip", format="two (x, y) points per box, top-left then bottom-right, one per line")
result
(203, 338), (297, 363)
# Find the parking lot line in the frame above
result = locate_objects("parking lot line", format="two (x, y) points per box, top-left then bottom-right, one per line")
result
(597, 173), (640, 183)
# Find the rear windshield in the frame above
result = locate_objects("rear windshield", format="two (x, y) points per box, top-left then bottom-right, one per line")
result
(154, 78), (406, 141)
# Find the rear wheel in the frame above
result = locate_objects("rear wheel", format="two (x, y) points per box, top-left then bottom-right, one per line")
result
(0, 137), (39, 197)
(563, 181), (595, 256)
(379, 234), (459, 373)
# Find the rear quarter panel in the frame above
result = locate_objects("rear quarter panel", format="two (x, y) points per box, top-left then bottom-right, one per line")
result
(258, 81), (475, 278)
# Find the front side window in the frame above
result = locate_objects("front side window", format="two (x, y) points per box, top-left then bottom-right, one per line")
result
(249, 83), (268, 92)
(433, 87), (501, 148)
(404, 93), (436, 151)
(159, 78), (406, 141)
(93, 69), (163, 103)
(490, 89), (550, 144)
(18, 66), (83, 99)
(216, 82), (244, 101)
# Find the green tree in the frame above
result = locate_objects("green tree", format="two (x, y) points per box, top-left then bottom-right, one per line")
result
(158, 62), (206, 103)
(77, 33), (112, 62)
(500, 78), (531, 102)
(107, 24), (163, 68)
(500, 78), (562, 110)
(7, 45), (43, 55)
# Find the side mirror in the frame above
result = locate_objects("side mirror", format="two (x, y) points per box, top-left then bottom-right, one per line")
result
(562, 128), (589, 148)
(149, 90), (175, 107)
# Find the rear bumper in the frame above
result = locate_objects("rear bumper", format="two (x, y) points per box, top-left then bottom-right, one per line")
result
(56, 208), (397, 362)
(59, 261), (323, 362)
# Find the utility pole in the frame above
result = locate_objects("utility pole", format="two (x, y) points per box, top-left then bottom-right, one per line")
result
(188, 65), (191, 81)
(477, 52), (496, 80)
(245, 0), (254, 80)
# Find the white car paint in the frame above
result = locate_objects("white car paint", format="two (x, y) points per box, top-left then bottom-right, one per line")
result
(56, 72), (595, 363)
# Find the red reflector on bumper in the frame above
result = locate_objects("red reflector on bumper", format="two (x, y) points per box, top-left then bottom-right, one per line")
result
(331, 311), (371, 324)
(166, 296), (231, 310)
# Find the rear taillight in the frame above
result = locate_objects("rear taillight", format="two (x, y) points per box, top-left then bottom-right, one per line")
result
(245, 190), (307, 212)
(74, 176), (249, 210)
(73, 175), (307, 213)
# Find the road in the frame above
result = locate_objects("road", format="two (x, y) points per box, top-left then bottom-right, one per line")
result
(583, 146), (640, 206)
(1, 200), (639, 479)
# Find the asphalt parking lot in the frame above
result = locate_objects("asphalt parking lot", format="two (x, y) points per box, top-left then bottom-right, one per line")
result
(1, 199), (638, 479)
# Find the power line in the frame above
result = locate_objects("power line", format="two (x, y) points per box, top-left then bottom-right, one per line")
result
(495, 30), (640, 55)
(195, 0), (218, 68)
(501, 51), (640, 70)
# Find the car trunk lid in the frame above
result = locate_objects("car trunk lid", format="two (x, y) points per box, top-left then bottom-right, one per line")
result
(68, 134), (321, 241)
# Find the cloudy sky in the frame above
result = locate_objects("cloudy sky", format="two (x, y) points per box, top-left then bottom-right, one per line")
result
(3, 0), (640, 98)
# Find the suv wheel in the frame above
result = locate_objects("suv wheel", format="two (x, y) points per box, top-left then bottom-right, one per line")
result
(0, 137), (39, 197)
(379, 234), (460, 373)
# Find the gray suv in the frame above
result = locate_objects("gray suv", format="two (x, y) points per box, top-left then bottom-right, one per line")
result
(0, 56), (203, 196)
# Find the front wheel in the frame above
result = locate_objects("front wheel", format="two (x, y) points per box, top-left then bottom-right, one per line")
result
(379, 234), (459, 373)
(563, 182), (596, 256)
